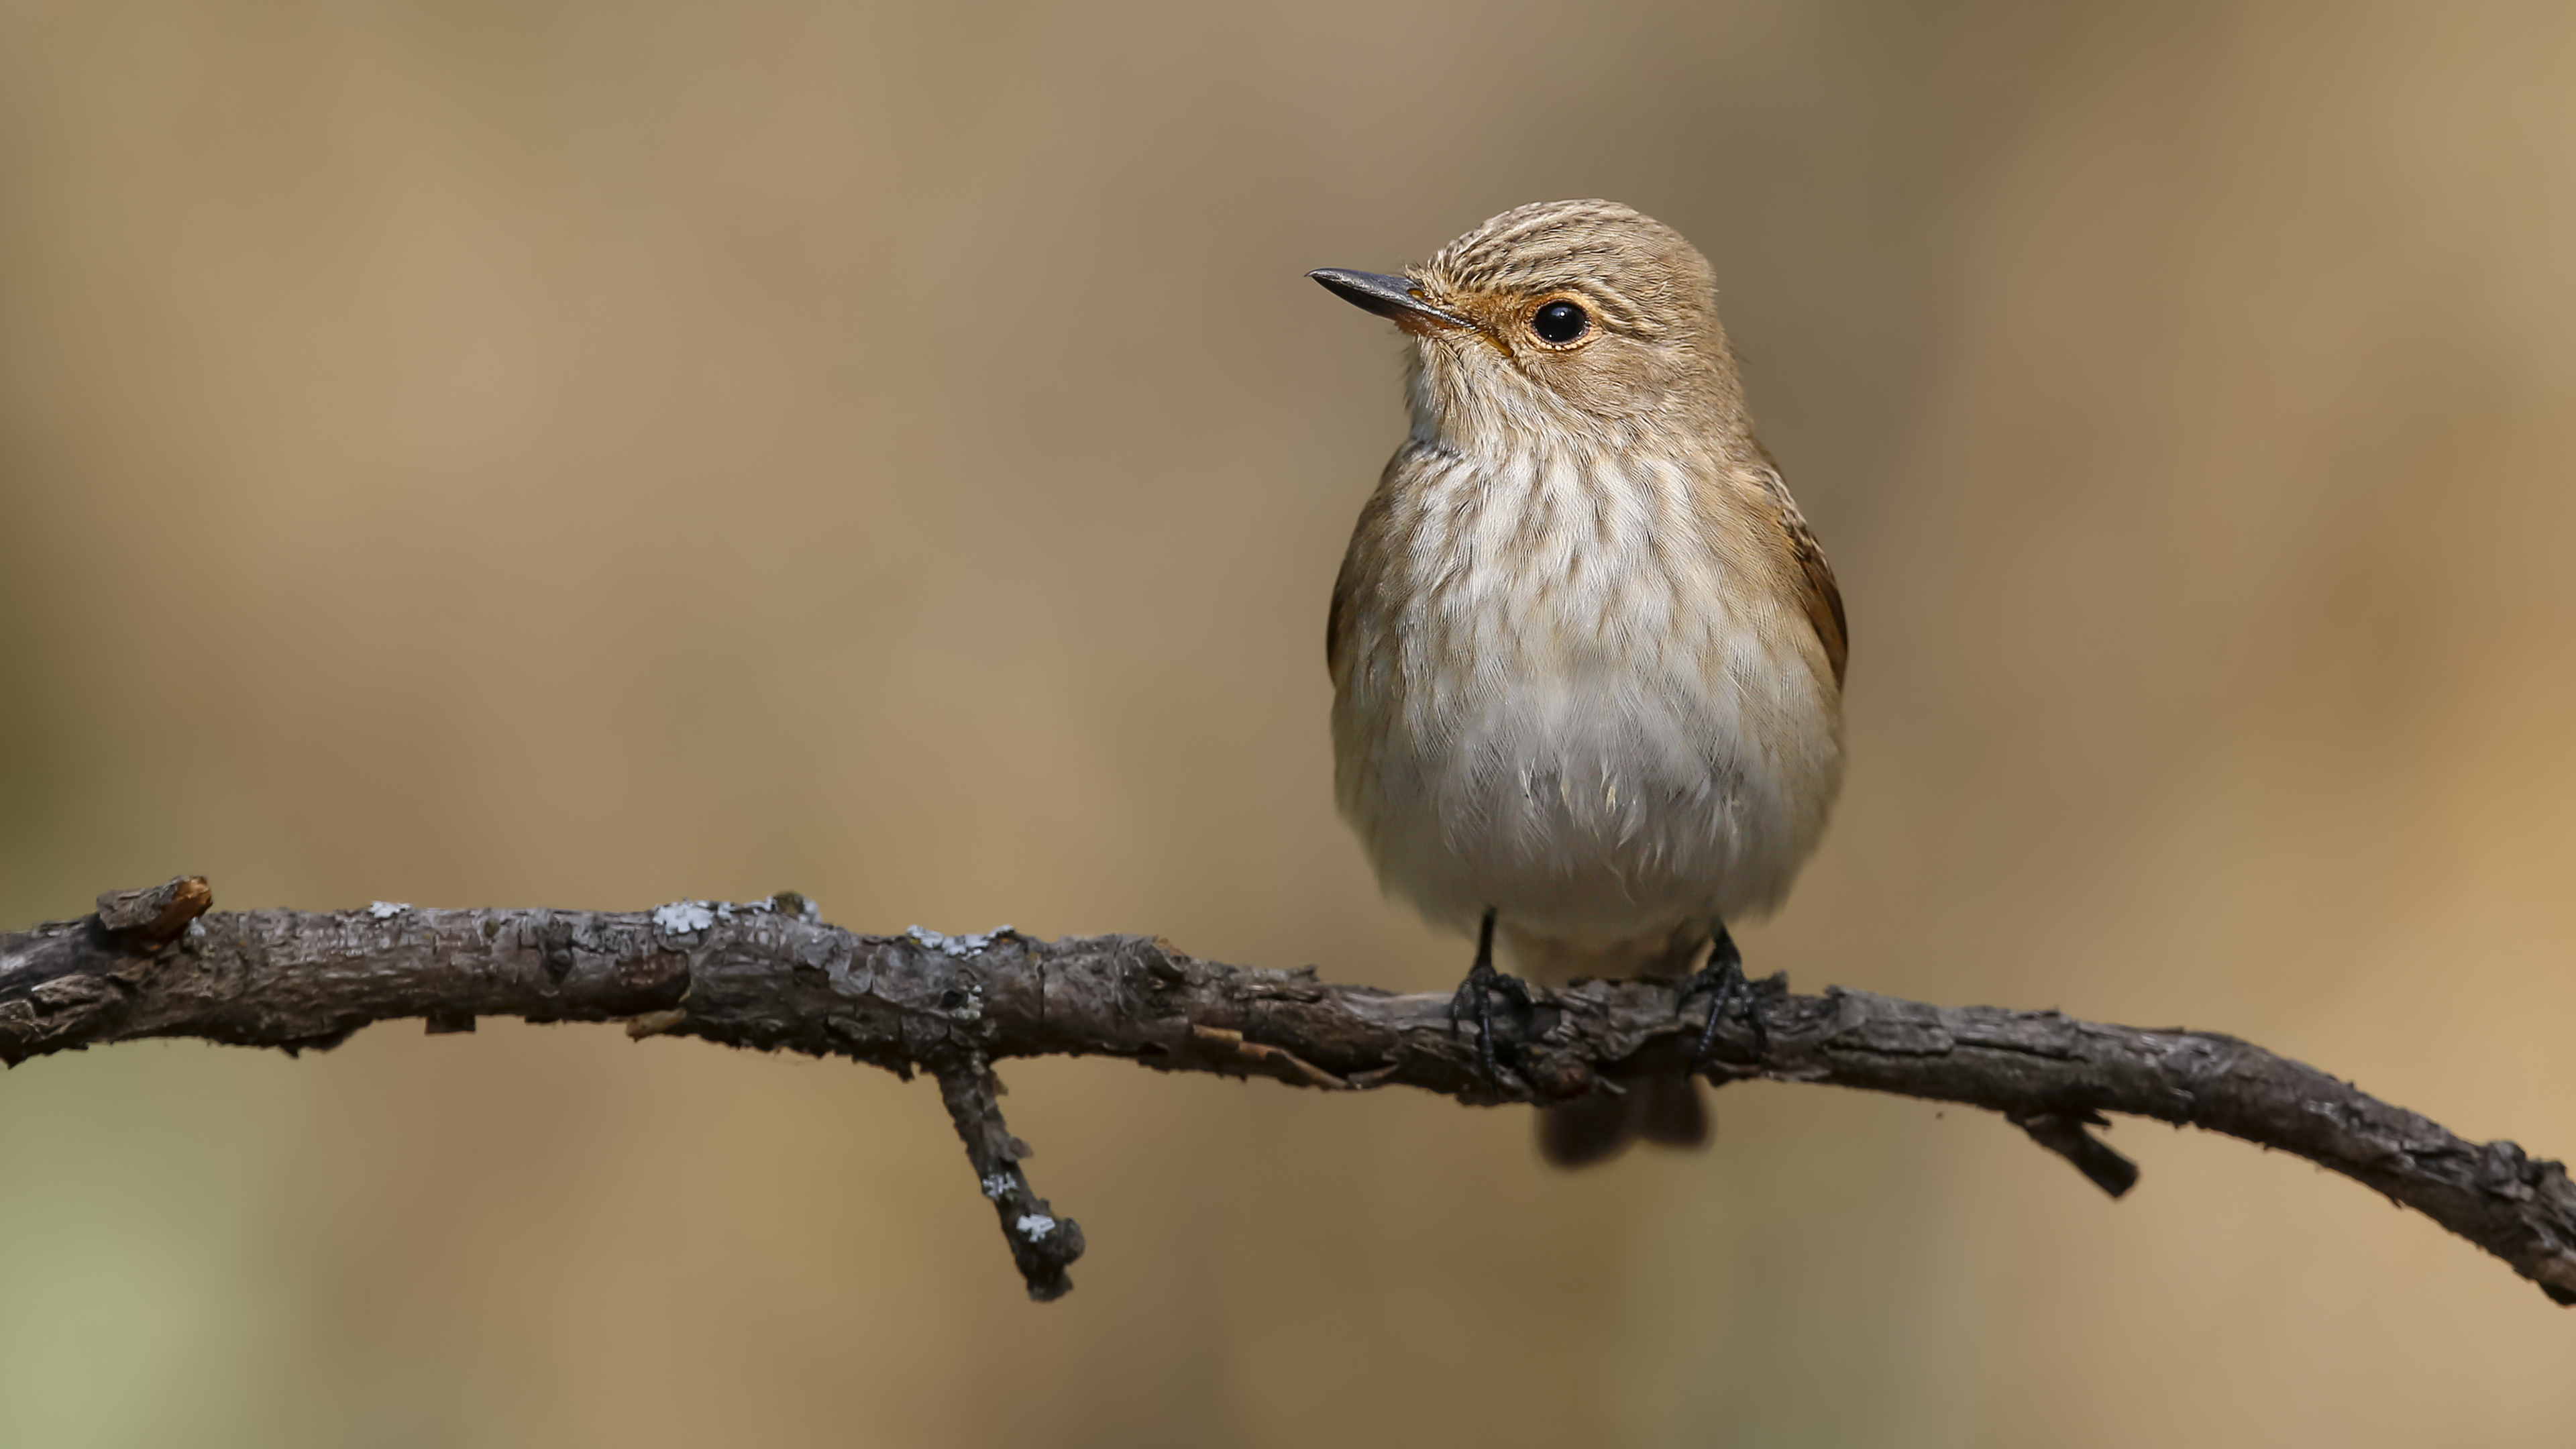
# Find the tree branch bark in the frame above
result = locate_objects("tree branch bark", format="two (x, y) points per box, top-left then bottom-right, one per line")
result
(6, 877), (2571, 1306)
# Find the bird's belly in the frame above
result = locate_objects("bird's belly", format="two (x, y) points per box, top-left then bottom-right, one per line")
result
(1335, 614), (1837, 945)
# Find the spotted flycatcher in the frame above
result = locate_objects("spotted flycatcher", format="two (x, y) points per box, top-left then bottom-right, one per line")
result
(1311, 199), (1847, 1166)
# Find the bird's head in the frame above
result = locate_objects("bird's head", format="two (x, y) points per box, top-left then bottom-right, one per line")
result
(1310, 199), (1739, 449)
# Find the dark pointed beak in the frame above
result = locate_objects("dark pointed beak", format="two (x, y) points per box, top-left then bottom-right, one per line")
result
(1307, 268), (1472, 332)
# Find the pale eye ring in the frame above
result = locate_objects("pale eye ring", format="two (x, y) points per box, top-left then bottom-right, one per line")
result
(1530, 300), (1590, 345)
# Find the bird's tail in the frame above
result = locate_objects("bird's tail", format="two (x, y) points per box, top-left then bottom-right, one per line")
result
(1508, 923), (1713, 1169)
(1538, 1074), (1707, 1167)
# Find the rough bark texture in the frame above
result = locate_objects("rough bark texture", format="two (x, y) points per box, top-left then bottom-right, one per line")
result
(5, 878), (2572, 1306)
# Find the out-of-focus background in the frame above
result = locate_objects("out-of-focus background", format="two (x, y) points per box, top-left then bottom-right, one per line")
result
(4, 1), (2573, 1444)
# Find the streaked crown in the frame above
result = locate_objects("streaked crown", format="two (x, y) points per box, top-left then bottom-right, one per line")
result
(1415, 199), (1716, 347)
(1401, 200), (1741, 434)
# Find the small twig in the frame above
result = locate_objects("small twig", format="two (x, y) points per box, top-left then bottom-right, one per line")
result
(4, 878), (2571, 1307)
(935, 1060), (1083, 1301)
(2010, 1108), (2142, 1198)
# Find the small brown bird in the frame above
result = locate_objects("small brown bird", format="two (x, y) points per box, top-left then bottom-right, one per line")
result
(1311, 200), (1847, 1167)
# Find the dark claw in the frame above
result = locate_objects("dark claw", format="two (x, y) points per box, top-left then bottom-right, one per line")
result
(1688, 924), (1766, 1070)
(1446, 909), (1515, 1089)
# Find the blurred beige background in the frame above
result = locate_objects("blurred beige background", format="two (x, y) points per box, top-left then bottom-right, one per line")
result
(4, 1), (2574, 1444)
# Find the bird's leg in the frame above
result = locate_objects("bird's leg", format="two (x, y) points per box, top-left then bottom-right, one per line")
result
(1445, 908), (1519, 1088)
(1688, 922), (1767, 1070)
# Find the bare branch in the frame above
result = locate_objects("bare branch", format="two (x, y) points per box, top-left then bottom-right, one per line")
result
(5, 878), (2572, 1306)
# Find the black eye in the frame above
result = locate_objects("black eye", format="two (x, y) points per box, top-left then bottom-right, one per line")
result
(1530, 301), (1589, 344)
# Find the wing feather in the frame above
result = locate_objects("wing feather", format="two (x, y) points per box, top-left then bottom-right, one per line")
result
(1748, 449), (1847, 688)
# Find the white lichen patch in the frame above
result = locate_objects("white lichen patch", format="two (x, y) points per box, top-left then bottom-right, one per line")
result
(1016, 1214), (1057, 1240)
(904, 925), (1018, 956)
(368, 902), (409, 920)
(653, 901), (716, 935)
(981, 1173), (1014, 1200)
(676, 895), (821, 925)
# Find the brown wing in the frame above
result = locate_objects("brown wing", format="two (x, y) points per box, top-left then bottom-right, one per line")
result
(1326, 570), (1350, 678)
(1326, 472), (1400, 681)
(1750, 446), (1847, 688)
